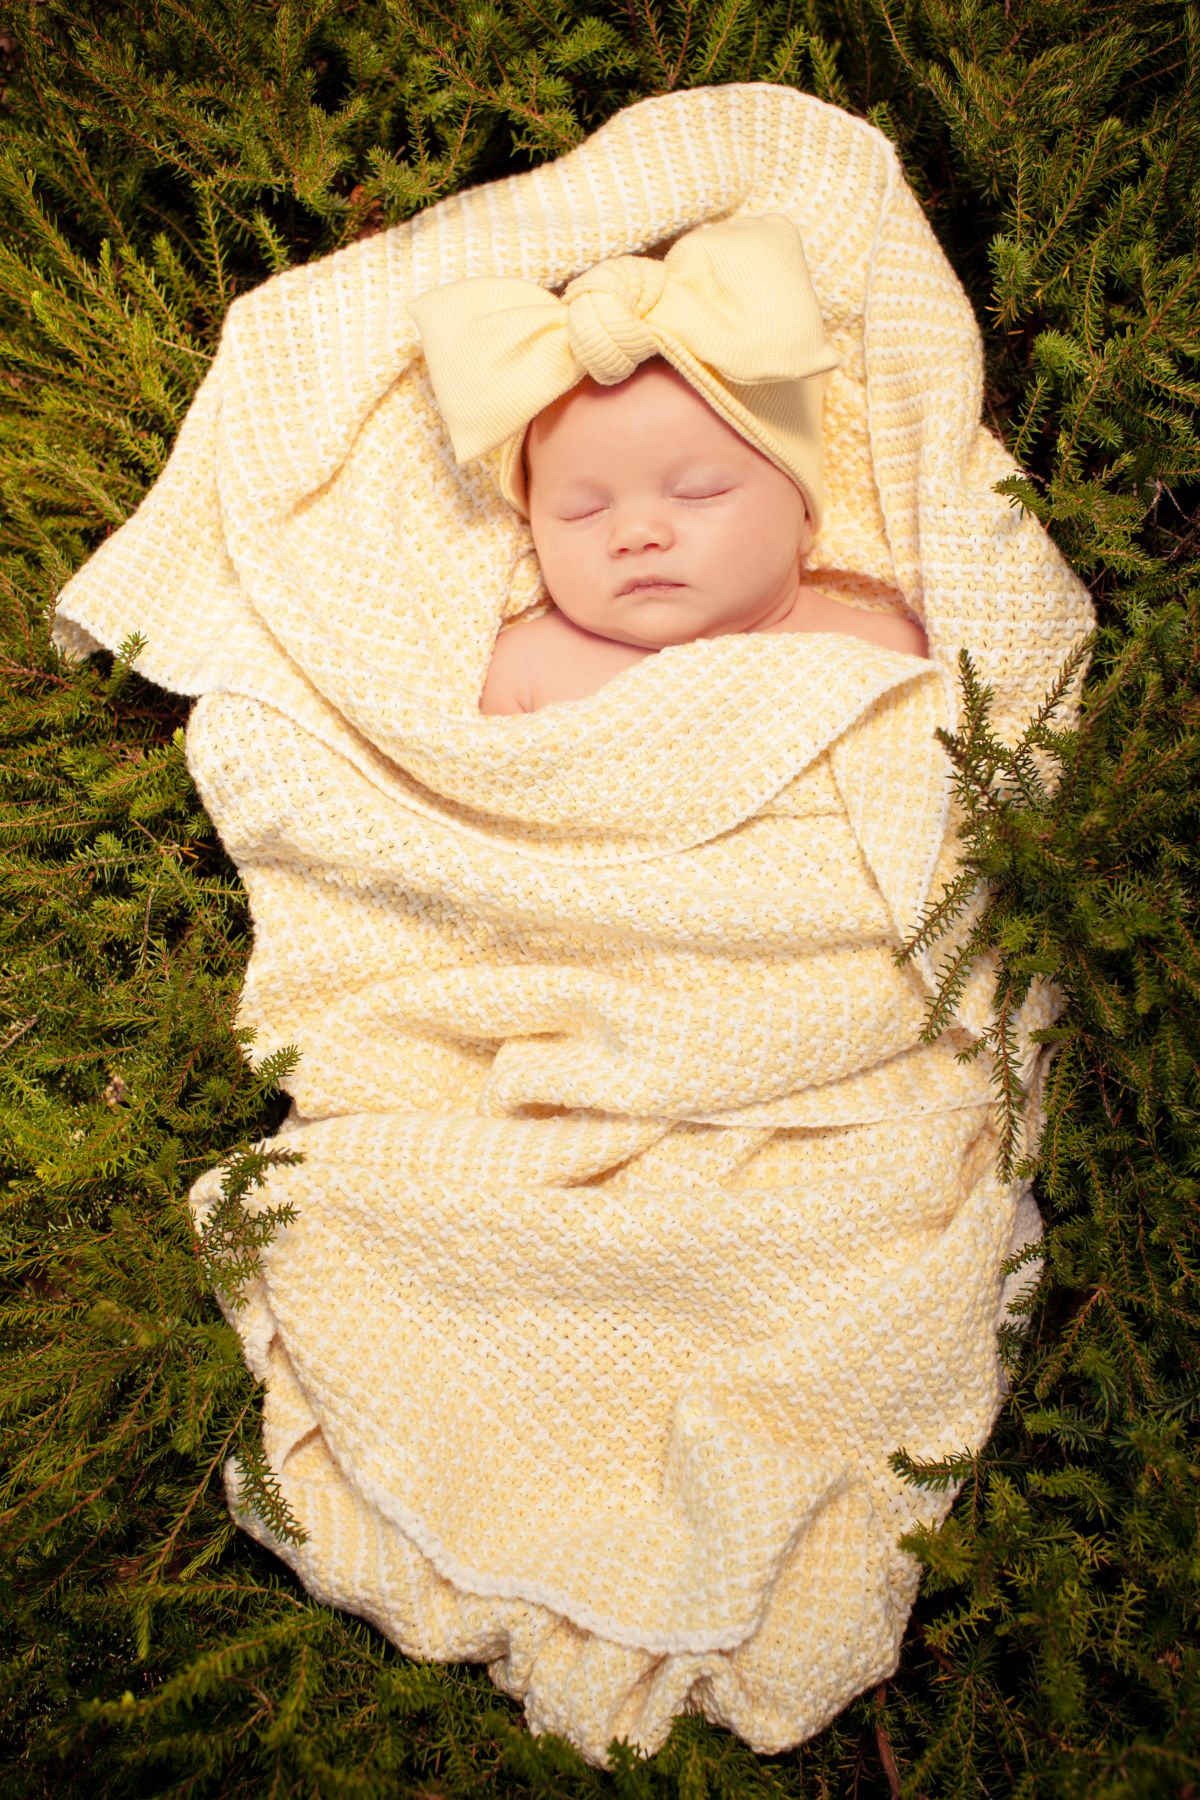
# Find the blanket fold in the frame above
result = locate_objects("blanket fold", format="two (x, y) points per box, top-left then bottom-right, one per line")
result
(54, 81), (1093, 1765)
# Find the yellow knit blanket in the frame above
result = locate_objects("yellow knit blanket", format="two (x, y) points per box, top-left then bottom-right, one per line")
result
(53, 82), (1094, 1766)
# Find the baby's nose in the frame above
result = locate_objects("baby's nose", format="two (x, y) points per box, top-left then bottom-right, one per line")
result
(610, 502), (674, 553)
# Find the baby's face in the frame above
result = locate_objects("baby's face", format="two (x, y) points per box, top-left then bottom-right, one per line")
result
(525, 360), (813, 649)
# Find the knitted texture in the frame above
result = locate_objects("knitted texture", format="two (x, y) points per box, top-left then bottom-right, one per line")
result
(52, 83), (1094, 1767)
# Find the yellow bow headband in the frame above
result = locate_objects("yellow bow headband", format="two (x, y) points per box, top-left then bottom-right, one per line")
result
(407, 213), (839, 528)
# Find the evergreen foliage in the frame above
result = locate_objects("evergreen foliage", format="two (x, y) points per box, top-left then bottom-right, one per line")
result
(1, 1), (1196, 1793)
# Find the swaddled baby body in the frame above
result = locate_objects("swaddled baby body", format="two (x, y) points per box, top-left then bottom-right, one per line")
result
(478, 359), (928, 715)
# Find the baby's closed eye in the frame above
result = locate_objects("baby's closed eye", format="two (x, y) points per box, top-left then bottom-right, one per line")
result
(559, 492), (726, 517)
(554, 472), (737, 519)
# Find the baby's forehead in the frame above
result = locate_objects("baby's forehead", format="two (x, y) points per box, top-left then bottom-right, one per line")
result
(527, 365), (751, 463)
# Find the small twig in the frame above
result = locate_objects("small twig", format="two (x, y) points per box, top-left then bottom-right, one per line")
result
(141, 1397), (254, 1584)
(874, 1684), (903, 1798)
(914, 1621), (957, 1674)
(0, 655), (74, 688)
(0, 1014), (37, 1057)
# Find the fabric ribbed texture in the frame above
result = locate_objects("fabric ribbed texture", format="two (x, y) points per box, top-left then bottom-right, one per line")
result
(53, 83), (1094, 1767)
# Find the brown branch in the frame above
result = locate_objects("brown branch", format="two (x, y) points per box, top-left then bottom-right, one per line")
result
(874, 1685), (903, 1798)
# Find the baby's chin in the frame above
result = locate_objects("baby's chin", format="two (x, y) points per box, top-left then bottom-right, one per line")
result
(552, 597), (742, 649)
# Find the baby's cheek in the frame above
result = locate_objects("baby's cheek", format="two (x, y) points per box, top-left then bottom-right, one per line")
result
(529, 526), (561, 581)
(539, 539), (592, 606)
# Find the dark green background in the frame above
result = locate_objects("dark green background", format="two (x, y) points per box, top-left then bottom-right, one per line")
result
(1, 3), (1197, 1793)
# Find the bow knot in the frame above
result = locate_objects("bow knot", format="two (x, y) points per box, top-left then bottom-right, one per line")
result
(563, 256), (667, 384)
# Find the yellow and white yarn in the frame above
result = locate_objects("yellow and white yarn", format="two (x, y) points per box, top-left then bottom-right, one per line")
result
(52, 83), (1094, 1768)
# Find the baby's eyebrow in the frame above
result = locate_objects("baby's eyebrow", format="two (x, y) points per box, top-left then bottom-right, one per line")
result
(667, 465), (734, 484)
(554, 483), (607, 505)
(664, 453), (734, 473)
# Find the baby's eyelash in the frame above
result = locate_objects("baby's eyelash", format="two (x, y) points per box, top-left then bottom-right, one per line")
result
(558, 489), (730, 519)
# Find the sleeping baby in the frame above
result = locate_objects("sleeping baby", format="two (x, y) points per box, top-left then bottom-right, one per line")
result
(408, 212), (928, 717)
